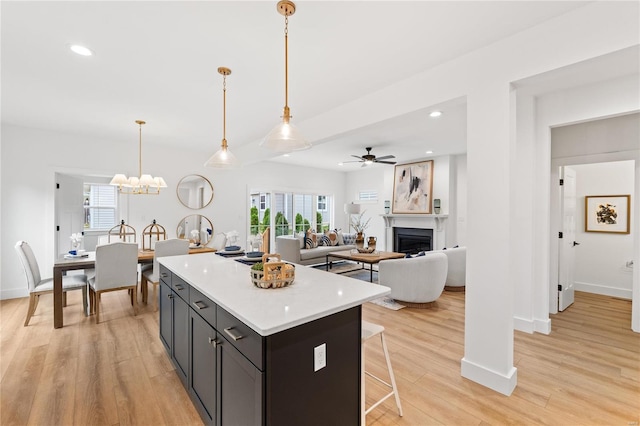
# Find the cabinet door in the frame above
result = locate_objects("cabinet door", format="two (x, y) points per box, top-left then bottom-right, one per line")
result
(189, 311), (217, 425)
(173, 292), (189, 386)
(218, 337), (264, 426)
(159, 280), (172, 352)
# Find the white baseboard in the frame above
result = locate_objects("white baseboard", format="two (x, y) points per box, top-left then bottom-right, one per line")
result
(0, 288), (28, 300)
(513, 316), (551, 335)
(574, 281), (632, 299)
(513, 316), (534, 334)
(534, 318), (551, 335)
(461, 357), (517, 396)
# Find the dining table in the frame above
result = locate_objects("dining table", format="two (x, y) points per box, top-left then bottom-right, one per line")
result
(52, 246), (216, 328)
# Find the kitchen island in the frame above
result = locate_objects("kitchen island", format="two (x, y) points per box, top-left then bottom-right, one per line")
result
(159, 253), (389, 426)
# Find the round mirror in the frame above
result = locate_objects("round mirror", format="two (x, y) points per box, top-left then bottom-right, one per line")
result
(177, 215), (214, 247)
(176, 174), (213, 209)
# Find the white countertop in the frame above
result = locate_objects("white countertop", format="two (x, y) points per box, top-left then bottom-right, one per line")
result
(159, 253), (390, 336)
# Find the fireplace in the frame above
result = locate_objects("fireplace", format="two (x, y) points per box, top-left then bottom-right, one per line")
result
(393, 227), (433, 255)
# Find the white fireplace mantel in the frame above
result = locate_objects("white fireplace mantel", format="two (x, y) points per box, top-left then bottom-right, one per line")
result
(380, 214), (449, 251)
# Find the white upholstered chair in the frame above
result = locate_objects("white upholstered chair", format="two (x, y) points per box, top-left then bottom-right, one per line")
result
(378, 253), (448, 308)
(88, 242), (138, 323)
(141, 239), (189, 311)
(15, 241), (88, 326)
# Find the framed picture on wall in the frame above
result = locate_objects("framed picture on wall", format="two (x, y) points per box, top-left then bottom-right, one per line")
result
(585, 194), (631, 234)
(392, 160), (434, 214)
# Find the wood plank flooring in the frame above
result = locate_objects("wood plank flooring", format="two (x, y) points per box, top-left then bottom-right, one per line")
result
(1, 289), (638, 425)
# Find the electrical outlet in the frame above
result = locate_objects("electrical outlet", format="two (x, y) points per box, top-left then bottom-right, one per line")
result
(314, 343), (326, 372)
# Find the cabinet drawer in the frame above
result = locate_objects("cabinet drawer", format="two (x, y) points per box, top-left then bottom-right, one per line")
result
(159, 264), (171, 285)
(189, 286), (216, 328)
(217, 307), (264, 371)
(172, 274), (190, 301)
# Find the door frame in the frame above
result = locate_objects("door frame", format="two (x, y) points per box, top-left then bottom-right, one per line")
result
(550, 154), (638, 329)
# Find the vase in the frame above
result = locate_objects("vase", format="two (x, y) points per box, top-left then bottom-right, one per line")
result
(355, 232), (365, 249)
(367, 236), (377, 250)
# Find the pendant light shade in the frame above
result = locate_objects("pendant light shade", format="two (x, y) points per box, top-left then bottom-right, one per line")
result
(110, 120), (167, 195)
(263, 120), (310, 152)
(205, 67), (239, 168)
(260, 0), (311, 153)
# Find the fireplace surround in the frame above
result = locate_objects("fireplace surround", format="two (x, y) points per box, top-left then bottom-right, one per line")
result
(393, 227), (433, 254)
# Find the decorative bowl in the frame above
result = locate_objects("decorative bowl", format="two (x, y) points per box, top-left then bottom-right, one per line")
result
(356, 247), (376, 254)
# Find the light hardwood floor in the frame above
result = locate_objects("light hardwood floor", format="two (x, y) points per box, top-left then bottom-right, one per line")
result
(1, 289), (638, 425)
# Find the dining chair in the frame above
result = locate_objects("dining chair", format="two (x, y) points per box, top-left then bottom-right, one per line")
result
(210, 233), (227, 252)
(262, 227), (270, 253)
(88, 242), (138, 323)
(15, 241), (88, 326)
(141, 239), (189, 311)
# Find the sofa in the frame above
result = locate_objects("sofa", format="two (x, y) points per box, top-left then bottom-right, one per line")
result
(276, 233), (357, 266)
(378, 253), (448, 308)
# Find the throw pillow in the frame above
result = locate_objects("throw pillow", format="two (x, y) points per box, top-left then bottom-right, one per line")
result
(342, 232), (357, 245)
(324, 230), (339, 246)
(304, 230), (317, 249)
(319, 235), (331, 246)
(335, 230), (345, 246)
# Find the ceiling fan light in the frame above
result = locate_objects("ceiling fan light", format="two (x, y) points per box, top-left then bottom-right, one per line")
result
(262, 121), (311, 153)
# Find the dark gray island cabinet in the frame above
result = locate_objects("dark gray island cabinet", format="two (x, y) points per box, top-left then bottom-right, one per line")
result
(159, 254), (389, 426)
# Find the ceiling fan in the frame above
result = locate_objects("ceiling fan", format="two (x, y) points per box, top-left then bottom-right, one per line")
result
(344, 147), (396, 166)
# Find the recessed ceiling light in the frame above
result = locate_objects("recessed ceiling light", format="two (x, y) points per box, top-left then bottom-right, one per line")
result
(283, 153), (290, 157)
(337, 162), (344, 166)
(69, 44), (93, 56)
(426, 150), (434, 154)
(429, 111), (442, 118)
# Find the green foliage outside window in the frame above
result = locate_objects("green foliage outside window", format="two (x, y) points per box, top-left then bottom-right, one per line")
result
(260, 208), (270, 233)
(250, 206), (260, 235)
(274, 212), (289, 236)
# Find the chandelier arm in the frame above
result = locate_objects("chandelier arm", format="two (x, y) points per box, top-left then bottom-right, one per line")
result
(139, 122), (143, 177)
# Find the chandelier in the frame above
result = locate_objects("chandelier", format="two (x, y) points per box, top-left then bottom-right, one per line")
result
(260, 0), (311, 153)
(110, 120), (167, 195)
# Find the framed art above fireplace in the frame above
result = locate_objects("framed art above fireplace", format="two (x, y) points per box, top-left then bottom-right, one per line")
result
(392, 160), (434, 214)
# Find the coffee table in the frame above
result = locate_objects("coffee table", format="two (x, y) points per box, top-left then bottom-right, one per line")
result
(325, 250), (406, 282)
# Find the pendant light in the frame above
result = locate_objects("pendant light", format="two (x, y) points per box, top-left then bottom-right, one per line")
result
(261, 0), (311, 153)
(110, 120), (167, 195)
(205, 67), (239, 168)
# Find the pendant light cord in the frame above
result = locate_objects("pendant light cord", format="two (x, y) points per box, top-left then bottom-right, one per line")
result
(223, 73), (227, 143)
(138, 121), (143, 177)
(284, 14), (289, 112)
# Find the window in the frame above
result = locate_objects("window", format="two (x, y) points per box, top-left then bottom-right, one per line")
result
(317, 195), (327, 211)
(249, 191), (333, 237)
(84, 184), (117, 230)
(358, 190), (378, 202)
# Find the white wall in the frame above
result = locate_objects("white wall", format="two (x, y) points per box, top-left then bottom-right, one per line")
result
(572, 161), (635, 298)
(0, 124), (348, 299)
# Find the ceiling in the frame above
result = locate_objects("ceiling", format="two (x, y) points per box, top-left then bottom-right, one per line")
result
(3, 1), (631, 172)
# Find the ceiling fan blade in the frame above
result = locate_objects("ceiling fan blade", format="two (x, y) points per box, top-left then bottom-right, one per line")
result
(375, 155), (395, 160)
(376, 160), (397, 165)
(351, 155), (364, 160)
(342, 160), (362, 163)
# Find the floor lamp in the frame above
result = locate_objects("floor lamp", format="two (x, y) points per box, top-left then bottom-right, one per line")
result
(344, 203), (361, 233)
